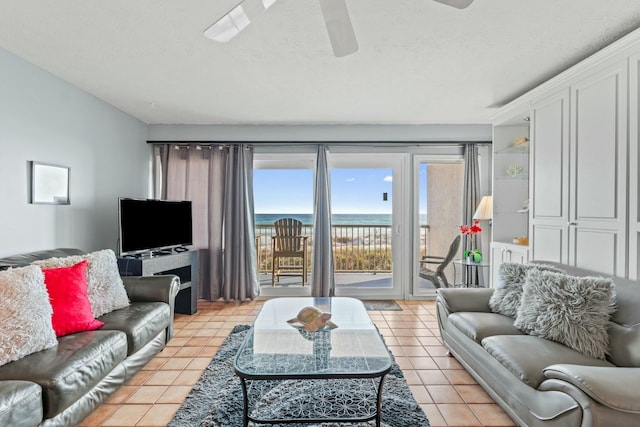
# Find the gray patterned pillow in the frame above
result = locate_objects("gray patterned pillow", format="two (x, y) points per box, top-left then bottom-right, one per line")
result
(489, 263), (564, 318)
(514, 269), (616, 360)
(0, 265), (58, 366)
(34, 249), (130, 318)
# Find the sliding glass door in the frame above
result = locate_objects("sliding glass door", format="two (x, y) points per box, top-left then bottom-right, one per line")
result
(329, 152), (407, 300)
(413, 156), (464, 297)
(253, 148), (468, 300)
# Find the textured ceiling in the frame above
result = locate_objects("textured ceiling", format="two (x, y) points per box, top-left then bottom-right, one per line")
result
(1, 0), (640, 125)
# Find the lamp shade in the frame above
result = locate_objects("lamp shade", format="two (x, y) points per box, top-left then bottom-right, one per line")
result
(473, 196), (493, 220)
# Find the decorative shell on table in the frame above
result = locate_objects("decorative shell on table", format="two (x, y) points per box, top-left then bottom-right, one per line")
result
(287, 306), (338, 332)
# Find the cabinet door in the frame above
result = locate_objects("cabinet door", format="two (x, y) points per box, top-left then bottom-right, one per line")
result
(506, 245), (529, 265)
(530, 225), (565, 263)
(530, 88), (570, 263)
(490, 243), (506, 287)
(490, 242), (528, 287)
(630, 53), (640, 280)
(570, 60), (628, 276)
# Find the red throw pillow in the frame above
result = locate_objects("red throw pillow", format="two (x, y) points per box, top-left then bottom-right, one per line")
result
(42, 260), (104, 337)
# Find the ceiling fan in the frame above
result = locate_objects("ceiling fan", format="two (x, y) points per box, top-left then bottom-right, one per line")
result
(204, 0), (474, 58)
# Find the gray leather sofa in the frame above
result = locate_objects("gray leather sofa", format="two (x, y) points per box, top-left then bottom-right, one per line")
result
(436, 261), (640, 427)
(0, 248), (180, 427)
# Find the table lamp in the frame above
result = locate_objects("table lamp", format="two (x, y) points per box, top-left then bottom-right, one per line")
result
(473, 196), (493, 222)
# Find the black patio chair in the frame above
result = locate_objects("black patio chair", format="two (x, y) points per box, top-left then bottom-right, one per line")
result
(419, 235), (461, 288)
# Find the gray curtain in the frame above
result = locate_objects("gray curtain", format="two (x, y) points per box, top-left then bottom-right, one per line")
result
(157, 144), (258, 301)
(311, 145), (335, 297)
(221, 145), (259, 301)
(462, 143), (483, 284)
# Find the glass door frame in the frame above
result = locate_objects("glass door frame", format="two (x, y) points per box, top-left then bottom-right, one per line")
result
(412, 154), (465, 298)
(253, 151), (316, 298)
(252, 146), (483, 300)
(328, 150), (409, 300)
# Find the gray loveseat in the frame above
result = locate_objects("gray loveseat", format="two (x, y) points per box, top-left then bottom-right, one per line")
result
(0, 248), (180, 427)
(436, 261), (640, 427)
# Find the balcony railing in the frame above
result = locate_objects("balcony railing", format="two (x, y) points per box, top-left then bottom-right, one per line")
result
(255, 224), (430, 274)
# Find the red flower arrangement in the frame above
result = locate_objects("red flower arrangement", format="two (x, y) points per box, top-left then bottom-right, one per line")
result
(459, 220), (482, 236)
(460, 220), (483, 262)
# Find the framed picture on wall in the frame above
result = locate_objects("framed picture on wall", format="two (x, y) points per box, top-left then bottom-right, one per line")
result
(29, 161), (70, 205)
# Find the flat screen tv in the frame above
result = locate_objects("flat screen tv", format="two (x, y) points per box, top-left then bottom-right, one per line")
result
(118, 198), (193, 256)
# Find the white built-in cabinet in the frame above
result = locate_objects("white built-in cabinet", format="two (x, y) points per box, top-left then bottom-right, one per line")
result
(530, 59), (628, 276)
(492, 28), (640, 280)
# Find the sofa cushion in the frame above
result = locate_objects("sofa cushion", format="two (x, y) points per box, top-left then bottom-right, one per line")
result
(34, 249), (130, 318)
(0, 330), (127, 419)
(98, 302), (170, 355)
(482, 335), (614, 388)
(0, 266), (58, 367)
(0, 381), (42, 427)
(449, 312), (525, 344)
(489, 262), (564, 318)
(42, 260), (104, 337)
(514, 270), (616, 360)
(608, 322), (640, 367)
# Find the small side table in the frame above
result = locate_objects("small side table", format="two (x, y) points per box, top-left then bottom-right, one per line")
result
(453, 258), (490, 287)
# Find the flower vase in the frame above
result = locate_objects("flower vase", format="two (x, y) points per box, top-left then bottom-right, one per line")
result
(460, 220), (483, 263)
(464, 249), (482, 263)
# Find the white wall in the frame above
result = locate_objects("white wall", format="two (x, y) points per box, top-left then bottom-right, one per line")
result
(0, 49), (150, 257)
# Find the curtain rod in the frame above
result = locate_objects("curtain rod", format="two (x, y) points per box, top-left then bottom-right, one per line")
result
(147, 141), (491, 147)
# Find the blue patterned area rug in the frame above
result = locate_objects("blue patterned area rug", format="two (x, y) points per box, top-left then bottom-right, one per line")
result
(168, 325), (429, 427)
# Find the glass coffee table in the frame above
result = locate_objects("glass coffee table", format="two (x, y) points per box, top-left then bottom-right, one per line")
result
(233, 297), (392, 426)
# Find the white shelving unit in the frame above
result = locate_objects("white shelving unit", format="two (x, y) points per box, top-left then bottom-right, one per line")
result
(493, 138), (529, 244)
(489, 109), (531, 287)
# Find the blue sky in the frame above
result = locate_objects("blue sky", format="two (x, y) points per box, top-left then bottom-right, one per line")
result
(253, 165), (428, 214)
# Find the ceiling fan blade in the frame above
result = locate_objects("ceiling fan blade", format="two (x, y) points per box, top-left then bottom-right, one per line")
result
(204, 0), (279, 43)
(319, 0), (358, 57)
(432, 0), (474, 9)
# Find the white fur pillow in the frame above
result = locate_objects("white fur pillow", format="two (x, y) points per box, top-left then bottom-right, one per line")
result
(34, 249), (130, 318)
(514, 269), (616, 360)
(0, 266), (58, 366)
(489, 262), (564, 318)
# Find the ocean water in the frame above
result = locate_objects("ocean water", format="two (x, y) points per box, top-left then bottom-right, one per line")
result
(256, 213), (392, 226)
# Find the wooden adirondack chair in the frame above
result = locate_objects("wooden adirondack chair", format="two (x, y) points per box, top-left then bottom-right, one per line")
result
(271, 218), (309, 286)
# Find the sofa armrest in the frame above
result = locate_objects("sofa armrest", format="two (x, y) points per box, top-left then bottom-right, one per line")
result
(122, 275), (180, 304)
(436, 288), (493, 314)
(543, 364), (640, 412)
(122, 275), (181, 341)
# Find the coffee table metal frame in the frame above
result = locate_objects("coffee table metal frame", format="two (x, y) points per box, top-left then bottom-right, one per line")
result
(233, 297), (392, 426)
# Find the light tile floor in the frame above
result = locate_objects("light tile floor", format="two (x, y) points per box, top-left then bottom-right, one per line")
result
(79, 299), (516, 427)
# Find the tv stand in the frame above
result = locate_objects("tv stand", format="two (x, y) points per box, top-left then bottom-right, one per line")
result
(117, 251), (198, 315)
